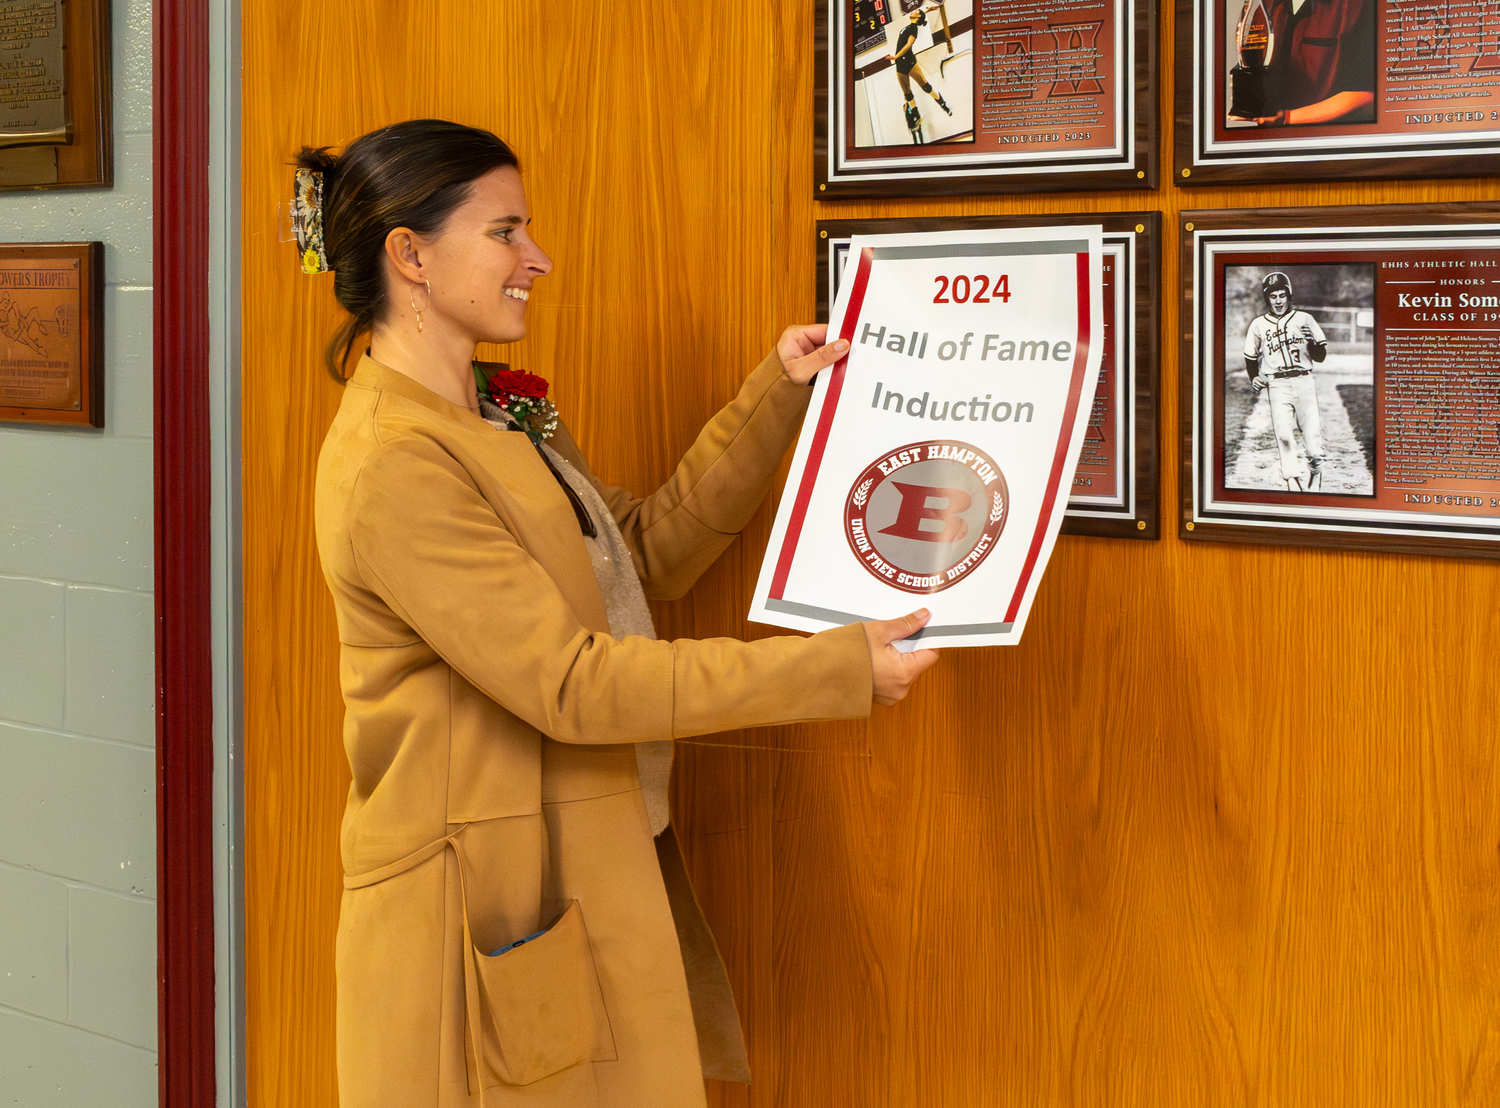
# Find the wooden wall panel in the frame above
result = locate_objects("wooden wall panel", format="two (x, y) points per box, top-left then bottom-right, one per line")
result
(242, 0), (1500, 1105)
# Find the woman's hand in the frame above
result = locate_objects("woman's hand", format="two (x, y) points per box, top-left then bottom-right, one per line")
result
(777, 323), (850, 386)
(863, 609), (940, 706)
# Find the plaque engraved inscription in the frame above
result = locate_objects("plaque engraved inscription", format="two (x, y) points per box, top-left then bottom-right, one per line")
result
(0, 258), (79, 408)
(0, 0), (67, 147)
(0, 242), (103, 427)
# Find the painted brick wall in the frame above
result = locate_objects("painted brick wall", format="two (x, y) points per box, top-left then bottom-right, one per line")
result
(0, 0), (158, 1102)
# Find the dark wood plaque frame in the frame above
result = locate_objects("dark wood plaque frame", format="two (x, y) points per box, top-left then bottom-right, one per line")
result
(815, 0), (1158, 198)
(1180, 202), (1500, 559)
(0, 0), (113, 191)
(0, 240), (103, 426)
(817, 212), (1161, 539)
(1173, 0), (1500, 185)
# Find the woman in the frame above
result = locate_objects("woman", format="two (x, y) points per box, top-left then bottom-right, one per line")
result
(301, 119), (937, 1108)
(887, 6), (953, 133)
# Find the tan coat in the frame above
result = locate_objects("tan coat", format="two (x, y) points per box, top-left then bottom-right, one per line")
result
(314, 353), (872, 1108)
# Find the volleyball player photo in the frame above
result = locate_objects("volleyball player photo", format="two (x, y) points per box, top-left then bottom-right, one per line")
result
(850, 0), (975, 147)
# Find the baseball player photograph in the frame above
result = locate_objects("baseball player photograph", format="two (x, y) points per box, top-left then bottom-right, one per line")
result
(1222, 263), (1376, 495)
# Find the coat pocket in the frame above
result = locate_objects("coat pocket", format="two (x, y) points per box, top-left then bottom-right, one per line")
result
(470, 899), (617, 1087)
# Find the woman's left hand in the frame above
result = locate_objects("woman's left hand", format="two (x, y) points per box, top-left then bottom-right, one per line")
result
(777, 324), (850, 386)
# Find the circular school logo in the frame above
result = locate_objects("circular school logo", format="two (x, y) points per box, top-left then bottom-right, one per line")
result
(844, 439), (1008, 595)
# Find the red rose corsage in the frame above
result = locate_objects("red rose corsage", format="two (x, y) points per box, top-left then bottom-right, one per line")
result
(483, 367), (558, 441)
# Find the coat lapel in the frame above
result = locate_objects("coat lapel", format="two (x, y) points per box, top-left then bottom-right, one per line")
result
(353, 355), (612, 635)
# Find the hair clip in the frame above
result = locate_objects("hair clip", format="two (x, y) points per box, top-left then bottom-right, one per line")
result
(291, 168), (330, 274)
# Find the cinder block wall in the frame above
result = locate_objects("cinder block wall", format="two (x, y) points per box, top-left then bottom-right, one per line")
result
(0, 0), (158, 1102)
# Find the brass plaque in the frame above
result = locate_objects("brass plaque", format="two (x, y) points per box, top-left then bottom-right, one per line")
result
(0, 0), (68, 147)
(0, 256), (79, 407)
(0, 242), (102, 426)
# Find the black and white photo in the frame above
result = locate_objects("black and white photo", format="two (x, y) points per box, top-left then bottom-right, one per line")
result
(1221, 262), (1374, 495)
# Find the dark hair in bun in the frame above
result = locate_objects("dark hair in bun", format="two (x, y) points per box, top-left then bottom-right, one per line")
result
(295, 119), (520, 380)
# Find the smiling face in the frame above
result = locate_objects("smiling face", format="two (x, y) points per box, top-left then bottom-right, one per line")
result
(1267, 289), (1290, 316)
(408, 166), (552, 346)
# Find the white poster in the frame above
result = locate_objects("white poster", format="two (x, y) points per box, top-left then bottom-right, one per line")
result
(750, 227), (1104, 648)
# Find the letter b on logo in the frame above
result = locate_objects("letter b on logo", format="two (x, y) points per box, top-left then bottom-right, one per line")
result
(878, 482), (972, 543)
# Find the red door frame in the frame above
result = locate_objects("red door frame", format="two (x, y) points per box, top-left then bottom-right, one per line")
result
(154, 0), (215, 1102)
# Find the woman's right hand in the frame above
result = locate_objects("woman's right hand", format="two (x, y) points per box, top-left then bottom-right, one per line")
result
(863, 610), (940, 706)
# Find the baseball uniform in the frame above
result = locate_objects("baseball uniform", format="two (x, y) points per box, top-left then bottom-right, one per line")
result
(1244, 307), (1326, 488)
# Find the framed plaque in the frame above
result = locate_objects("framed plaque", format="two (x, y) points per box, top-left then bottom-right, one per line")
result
(816, 0), (1158, 197)
(819, 213), (1160, 538)
(1182, 204), (1500, 557)
(0, 0), (112, 190)
(1177, 0), (1500, 184)
(0, 242), (103, 426)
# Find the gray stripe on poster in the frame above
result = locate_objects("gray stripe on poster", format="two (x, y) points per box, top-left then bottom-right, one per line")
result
(765, 599), (1012, 638)
(766, 598), (870, 624)
(907, 620), (1013, 639)
(873, 240), (1087, 260)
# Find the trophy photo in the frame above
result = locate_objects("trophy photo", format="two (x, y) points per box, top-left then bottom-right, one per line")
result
(1229, 0), (1273, 119)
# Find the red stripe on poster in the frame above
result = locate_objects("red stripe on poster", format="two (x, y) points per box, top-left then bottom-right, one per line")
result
(1005, 251), (1091, 623)
(768, 246), (874, 600)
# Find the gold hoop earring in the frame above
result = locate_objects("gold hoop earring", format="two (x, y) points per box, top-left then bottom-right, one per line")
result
(410, 279), (431, 332)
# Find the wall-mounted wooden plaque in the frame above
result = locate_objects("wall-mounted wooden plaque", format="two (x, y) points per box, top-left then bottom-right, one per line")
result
(816, 0), (1158, 197)
(0, 0), (112, 190)
(818, 212), (1162, 539)
(1175, 0), (1500, 184)
(0, 241), (104, 426)
(1181, 204), (1500, 558)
